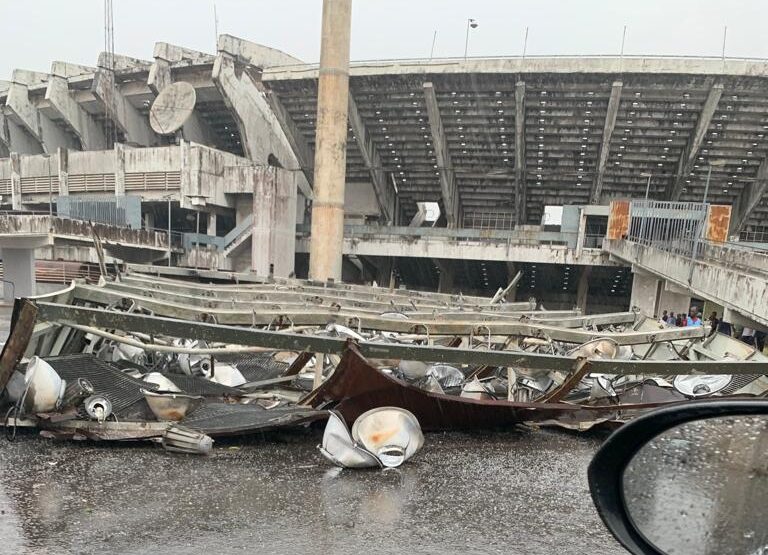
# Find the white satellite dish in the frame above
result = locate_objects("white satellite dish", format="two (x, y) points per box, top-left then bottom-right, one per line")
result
(149, 81), (197, 135)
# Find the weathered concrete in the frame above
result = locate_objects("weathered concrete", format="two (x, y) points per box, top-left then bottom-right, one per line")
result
(423, 81), (459, 227)
(514, 81), (526, 225)
(46, 63), (107, 150)
(6, 70), (78, 153)
(148, 43), (217, 145)
(629, 269), (660, 317)
(1, 247), (35, 300)
(730, 156), (768, 236)
(91, 53), (157, 147)
(296, 227), (614, 266)
(590, 81), (622, 204)
(347, 94), (394, 222)
(252, 167), (297, 277)
(308, 0), (352, 282)
(607, 238), (768, 327)
(669, 83), (724, 201)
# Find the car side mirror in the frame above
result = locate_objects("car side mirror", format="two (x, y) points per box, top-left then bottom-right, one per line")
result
(588, 400), (768, 555)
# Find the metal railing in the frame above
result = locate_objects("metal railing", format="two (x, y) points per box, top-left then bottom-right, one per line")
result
(739, 230), (768, 245)
(57, 195), (141, 228)
(627, 200), (707, 258)
(462, 212), (515, 231)
(622, 200), (768, 277)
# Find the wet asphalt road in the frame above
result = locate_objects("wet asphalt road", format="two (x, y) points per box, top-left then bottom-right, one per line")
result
(0, 428), (625, 555)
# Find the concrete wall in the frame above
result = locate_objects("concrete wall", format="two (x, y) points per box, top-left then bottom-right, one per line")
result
(606, 238), (768, 328)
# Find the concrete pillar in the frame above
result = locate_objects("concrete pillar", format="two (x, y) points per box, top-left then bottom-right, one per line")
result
(576, 266), (592, 313)
(114, 143), (126, 196)
(252, 167), (297, 278)
(630, 270), (660, 317)
(10, 152), (22, 210)
(207, 212), (217, 236)
(144, 211), (155, 230)
(575, 208), (587, 257)
(57, 147), (69, 196)
(658, 286), (690, 318)
(2, 248), (36, 301)
(308, 0), (352, 282)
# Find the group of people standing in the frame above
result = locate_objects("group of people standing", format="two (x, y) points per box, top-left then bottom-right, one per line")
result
(660, 307), (766, 351)
(660, 308), (704, 328)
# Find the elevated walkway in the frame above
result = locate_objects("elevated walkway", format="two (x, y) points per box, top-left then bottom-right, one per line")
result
(604, 199), (768, 328)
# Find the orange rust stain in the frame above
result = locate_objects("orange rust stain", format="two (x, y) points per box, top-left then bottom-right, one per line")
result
(367, 427), (398, 446)
(607, 200), (631, 240)
(706, 204), (731, 243)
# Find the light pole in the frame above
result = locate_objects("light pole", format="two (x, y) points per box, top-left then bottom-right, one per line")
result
(641, 172), (652, 200)
(464, 18), (478, 60)
(688, 159), (727, 283)
(162, 195), (173, 267)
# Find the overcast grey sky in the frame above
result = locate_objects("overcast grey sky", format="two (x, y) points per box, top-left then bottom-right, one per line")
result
(1, 0), (767, 77)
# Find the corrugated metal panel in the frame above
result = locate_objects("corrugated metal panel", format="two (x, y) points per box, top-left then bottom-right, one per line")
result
(607, 200), (630, 239)
(706, 204), (732, 243)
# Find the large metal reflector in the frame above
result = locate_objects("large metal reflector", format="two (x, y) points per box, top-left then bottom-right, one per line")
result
(149, 82), (196, 135)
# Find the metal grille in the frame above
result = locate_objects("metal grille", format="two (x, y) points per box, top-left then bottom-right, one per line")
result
(180, 402), (326, 435)
(44, 354), (157, 415)
(160, 373), (242, 396)
(628, 200), (708, 257)
(57, 195), (141, 228)
(0, 179), (11, 195)
(216, 353), (289, 382)
(463, 211), (515, 230)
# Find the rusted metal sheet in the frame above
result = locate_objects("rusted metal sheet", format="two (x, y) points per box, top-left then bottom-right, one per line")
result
(0, 299), (38, 391)
(607, 200), (630, 240)
(304, 346), (666, 431)
(706, 204), (731, 243)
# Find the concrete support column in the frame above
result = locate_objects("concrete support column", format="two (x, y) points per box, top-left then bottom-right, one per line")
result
(658, 286), (691, 318)
(576, 266), (592, 313)
(144, 211), (155, 230)
(2, 247), (36, 301)
(114, 143), (126, 196)
(308, 0), (352, 282)
(10, 152), (22, 210)
(58, 147), (69, 196)
(630, 270), (661, 317)
(207, 212), (217, 236)
(252, 167), (297, 278)
(575, 208), (587, 257)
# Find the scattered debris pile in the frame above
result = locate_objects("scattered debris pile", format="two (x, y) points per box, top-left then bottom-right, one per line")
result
(1, 265), (766, 455)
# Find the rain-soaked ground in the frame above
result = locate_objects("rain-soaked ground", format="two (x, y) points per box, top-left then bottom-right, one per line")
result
(0, 427), (625, 555)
